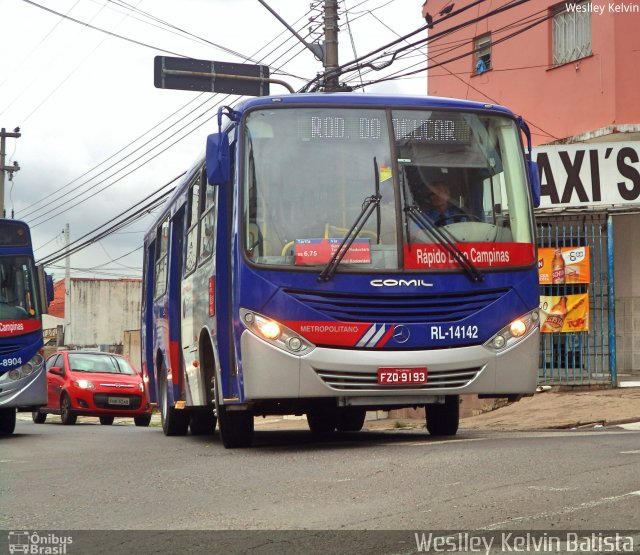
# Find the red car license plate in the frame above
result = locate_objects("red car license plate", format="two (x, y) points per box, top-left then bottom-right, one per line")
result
(377, 367), (428, 385)
(108, 397), (129, 406)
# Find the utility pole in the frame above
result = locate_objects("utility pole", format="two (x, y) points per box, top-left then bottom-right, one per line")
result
(323, 0), (340, 91)
(0, 127), (21, 218)
(257, 0), (340, 92)
(64, 223), (72, 346)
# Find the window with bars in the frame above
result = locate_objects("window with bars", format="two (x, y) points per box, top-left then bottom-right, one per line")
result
(474, 34), (492, 74)
(552, 2), (592, 65)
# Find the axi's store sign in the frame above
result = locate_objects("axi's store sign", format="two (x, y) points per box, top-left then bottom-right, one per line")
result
(534, 141), (640, 209)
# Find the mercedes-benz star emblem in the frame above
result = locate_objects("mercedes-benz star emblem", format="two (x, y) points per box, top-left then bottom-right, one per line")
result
(393, 325), (410, 344)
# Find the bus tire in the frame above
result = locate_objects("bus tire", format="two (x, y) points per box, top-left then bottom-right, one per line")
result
(307, 409), (337, 435)
(336, 408), (366, 432)
(0, 408), (16, 435)
(215, 385), (253, 448)
(32, 410), (47, 424)
(189, 411), (217, 435)
(426, 395), (459, 436)
(134, 414), (152, 427)
(159, 368), (188, 436)
(99, 416), (114, 425)
(60, 393), (77, 425)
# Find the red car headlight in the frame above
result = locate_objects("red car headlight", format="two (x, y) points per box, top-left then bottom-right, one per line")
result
(74, 379), (95, 390)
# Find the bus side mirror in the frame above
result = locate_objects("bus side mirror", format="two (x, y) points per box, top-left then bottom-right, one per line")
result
(528, 160), (540, 208)
(46, 274), (54, 305)
(206, 133), (230, 186)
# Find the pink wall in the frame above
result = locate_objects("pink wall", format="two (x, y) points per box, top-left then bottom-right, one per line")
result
(424, 0), (640, 145)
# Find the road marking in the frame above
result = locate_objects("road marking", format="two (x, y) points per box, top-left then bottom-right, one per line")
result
(483, 491), (640, 530)
(401, 438), (489, 447)
(620, 450), (640, 455)
(528, 485), (575, 492)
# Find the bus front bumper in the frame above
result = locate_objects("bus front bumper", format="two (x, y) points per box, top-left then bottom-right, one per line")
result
(240, 328), (539, 406)
(0, 366), (47, 408)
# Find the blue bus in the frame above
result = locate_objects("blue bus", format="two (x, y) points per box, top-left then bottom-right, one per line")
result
(0, 219), (49, 435)
(142, 93), (541, 448)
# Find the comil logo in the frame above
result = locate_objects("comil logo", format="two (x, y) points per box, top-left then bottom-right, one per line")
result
(370, 278), (433, 288)
(8, 532), (73, 555)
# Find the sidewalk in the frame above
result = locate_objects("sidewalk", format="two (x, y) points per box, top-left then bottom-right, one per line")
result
(458, 386), (640, 431)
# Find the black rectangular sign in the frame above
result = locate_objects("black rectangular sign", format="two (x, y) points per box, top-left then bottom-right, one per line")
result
(154, 56), (270, 96)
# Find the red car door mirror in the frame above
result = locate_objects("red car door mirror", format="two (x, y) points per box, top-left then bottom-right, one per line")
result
(48, 366), (63, 376)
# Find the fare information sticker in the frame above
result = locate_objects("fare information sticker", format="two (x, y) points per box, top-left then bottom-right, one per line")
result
(295, 238), (371, 265)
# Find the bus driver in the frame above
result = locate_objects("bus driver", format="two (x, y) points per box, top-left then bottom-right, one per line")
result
(423, 181), (469, 226)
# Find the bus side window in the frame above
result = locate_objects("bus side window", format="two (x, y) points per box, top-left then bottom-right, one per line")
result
(184, 173), (201, 275)
(154, 218), (169, 298)
(199, 166), (216, 262)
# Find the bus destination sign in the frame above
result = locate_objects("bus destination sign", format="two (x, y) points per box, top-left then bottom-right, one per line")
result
(298, 114), (470, 144)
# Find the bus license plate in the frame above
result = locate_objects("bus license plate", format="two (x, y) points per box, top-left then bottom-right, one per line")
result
(378, 367), (428, 385)
(108, 397), (129, 406)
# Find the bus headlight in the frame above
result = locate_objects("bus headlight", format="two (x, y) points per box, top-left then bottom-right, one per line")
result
(240, 309), (315, 355)
(32, 353), (44, 366)
(2, 353), (45, 381)
(485, 309), (539, 352)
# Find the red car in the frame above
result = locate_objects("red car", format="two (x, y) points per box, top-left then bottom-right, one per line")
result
(32, 351), (152, 426)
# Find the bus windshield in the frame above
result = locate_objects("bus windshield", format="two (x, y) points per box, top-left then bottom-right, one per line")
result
(0, 256), (40, 321)
(243, 106), (534, 272)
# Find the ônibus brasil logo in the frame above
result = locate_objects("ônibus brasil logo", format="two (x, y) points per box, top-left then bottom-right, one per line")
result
(8, 531), (73, 555)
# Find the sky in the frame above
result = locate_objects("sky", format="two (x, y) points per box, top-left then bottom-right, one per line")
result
(0, 0), (430, 281)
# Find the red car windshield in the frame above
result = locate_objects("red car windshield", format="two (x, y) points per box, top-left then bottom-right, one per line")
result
(68, 353), (137, 375)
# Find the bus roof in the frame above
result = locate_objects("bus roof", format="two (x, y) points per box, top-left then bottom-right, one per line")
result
(234, 92), (515, 117)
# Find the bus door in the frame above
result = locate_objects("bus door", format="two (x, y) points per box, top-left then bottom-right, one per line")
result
(181, 171), (206, 406)
(142, 239), (157, 402)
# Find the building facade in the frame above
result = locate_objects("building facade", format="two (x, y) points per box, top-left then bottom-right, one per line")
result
(47, 278), (142, 351)
(423, 0), (640, 381)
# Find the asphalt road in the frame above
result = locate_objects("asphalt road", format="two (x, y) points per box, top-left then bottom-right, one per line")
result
(2, 416), (639, 553)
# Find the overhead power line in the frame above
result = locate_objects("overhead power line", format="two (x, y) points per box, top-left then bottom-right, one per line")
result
(19, 4), (318, 226)
(37, 172), (184, 265)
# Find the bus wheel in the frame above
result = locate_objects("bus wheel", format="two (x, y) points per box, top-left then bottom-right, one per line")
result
(99, 416), (114, 425)
(60, 394), (77, 425)
(336, 408), (366, 432)
(190, 411), (217, 435)
(32, 410), (47, 424)
(0, 408), (16, 435)
(159, 369), (189, 436)
(215, 387), (253, 448)
(426, 395), (459, 436)
(307, 409), (337, 435)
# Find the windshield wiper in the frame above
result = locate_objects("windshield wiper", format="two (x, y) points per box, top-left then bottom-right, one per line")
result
(318, 192), (381, 282)
(405, 205), (484, 283)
